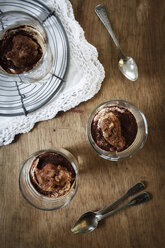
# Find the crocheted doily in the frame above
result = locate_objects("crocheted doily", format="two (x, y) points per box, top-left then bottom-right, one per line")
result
(0, 0), (105, 146)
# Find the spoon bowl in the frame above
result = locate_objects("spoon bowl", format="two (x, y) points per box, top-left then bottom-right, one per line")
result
(118, 57), (138, 81)
(71, 212), (99, 234)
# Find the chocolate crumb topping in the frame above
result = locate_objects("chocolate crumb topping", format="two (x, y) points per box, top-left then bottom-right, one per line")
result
(91, 106), (138, 152)
(29, 152), (76, 198)
(0, 25), (43, 74)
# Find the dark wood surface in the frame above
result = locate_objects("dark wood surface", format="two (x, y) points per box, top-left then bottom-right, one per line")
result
(0, 0), (165, 247)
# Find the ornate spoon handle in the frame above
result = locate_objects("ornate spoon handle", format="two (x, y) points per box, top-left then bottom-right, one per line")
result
(95, 4), (124, 58)
(97, 182), (145, 215)
(98, 192), (150, 221)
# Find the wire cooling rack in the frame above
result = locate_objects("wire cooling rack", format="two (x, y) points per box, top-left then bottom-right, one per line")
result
(0, 0), (69, 116)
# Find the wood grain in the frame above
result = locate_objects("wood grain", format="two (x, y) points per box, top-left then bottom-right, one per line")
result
(0, 0), (165, 247)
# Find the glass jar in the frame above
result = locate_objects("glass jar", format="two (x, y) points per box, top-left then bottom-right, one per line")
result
(0, 11), (52, 83)
(19, 149), (78, 210)
(87, 100), (148, 161)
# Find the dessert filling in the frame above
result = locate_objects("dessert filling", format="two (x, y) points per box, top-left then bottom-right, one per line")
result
(0, 25), (43, 74)
(29, 152), (76, 198)
(91, 106), (137, 152)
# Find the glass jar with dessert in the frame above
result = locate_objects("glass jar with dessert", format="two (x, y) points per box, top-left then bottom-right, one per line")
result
(0, 11), (52, 83)
(19, 149), (78, 210)
(87, 100), (148, 161)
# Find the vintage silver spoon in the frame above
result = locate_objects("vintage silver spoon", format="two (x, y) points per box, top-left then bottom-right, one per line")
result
(71, 192), (150, 234)
(74, 182), (145, 221)
(71, 182), (145, 233)
(71, 182), (147, 234)
(95, 4), (138, 81)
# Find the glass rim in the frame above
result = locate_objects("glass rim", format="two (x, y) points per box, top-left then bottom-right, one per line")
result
(18, 148), (79, 210)
(86, 99), (148, 161)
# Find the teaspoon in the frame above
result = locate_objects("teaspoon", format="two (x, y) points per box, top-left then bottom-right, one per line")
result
(71, 182), (145, 233)
(71, 192), (150, 234)
(95, 4), (138, 81)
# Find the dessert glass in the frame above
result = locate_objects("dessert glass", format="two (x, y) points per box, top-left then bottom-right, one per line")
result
(87, 100), (148, 161)
(0, 11), (52, 83)
(19, 149), (78, 210)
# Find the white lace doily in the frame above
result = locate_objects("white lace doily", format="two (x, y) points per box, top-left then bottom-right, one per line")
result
(0, 0), (105, 146)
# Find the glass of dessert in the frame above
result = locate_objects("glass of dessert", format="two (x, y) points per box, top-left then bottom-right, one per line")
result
(87, 100), (148, 161)
(19, 149), (78, 210)
(0, 11), (52, 83)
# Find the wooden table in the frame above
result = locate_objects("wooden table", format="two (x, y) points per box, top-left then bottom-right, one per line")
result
(1, 0), (165, 247)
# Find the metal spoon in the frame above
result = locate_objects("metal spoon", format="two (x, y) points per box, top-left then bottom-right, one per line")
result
(95, 4), (138, 81)
(71, 192), (150, 234)
(71, 182), (146, 233)
(71, 182), (145, 233)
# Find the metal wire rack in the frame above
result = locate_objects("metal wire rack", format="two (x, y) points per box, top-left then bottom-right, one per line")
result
(0, 0), (69, 116)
